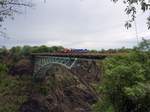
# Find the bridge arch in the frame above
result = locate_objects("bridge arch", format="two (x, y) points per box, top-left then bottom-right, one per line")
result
(33, 57), (77, 79)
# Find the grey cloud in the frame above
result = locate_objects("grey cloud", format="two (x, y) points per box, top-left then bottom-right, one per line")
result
(0, 0), (149, 49)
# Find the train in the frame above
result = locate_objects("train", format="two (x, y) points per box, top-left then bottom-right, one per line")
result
(62, 48), (89, 53)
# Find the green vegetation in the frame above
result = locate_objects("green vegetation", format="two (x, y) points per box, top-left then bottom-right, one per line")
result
(0, 40), (149, 112)
(0, 64), (32, 112)
(0, 45), (64, 72)
(0, 45), (65, 111)
(93, 39), (150, 112)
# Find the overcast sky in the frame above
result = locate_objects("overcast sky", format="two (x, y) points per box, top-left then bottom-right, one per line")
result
(0, 0), (150, 49)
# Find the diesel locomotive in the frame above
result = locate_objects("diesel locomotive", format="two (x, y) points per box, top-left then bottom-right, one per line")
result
(62, 48), (88, 53)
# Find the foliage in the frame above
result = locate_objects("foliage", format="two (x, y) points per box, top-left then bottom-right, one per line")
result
(0, 45), (66, 110)
(0, 45), (64, 65)
(0, 64), (32, 112)
(31, 45), (64, 53)
(112, 0), (150, 29)
(93, 52), (150, 112)
(0, 63), (7, 72)
(0, 46), (8, 61)
(93, 39), (150, 112)
(138, 38), (150, 51)
(9, 59), (33, 76)
(0, 0), (32, 33)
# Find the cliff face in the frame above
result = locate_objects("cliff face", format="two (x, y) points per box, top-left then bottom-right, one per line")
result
(20, 60), (102, 112)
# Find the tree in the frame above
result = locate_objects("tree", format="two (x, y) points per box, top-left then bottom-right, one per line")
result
(0, 0), (32, 37)
(0, 0), (32, 22)
(93, 39), (150, 112)
(138, 38), (150, 51)
(112, 0), (150, 29)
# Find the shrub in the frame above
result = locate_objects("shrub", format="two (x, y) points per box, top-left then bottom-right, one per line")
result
(0, 63), (8, 73)
(93, 51), (150, 112)
(9, 59), (33, 76)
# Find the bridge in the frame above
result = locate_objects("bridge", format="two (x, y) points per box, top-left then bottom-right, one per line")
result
(31, 52), (126, 79)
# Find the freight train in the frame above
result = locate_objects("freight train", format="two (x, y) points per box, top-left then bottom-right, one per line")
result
(62, 48), (88, 53)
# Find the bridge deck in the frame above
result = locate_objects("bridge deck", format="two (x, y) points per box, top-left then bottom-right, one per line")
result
(31, 53), (127, 59)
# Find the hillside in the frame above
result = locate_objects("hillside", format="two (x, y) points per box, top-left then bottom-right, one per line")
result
(0, 59), (102, 112)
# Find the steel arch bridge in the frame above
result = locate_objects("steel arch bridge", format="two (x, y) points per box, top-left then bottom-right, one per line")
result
(32, 52), (126, 79)
(33, 56), (78, 77)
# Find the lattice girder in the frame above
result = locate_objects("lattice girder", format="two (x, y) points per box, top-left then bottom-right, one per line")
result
(33, 56), (77, 78)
